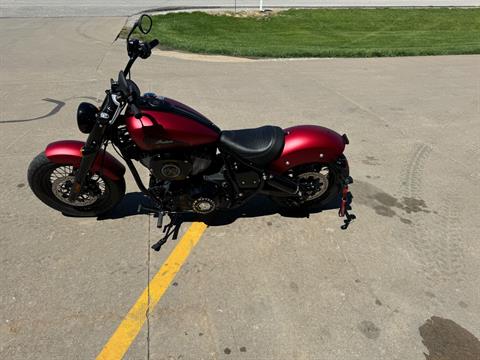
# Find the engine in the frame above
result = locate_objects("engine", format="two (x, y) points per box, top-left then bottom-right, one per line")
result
(141, 148), (231, 213)
(114, 125), (231, 213)
(148, 176), (230, 214)
(140, 149), (213, 181)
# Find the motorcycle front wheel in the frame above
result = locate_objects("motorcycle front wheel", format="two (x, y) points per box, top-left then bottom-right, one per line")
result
(27, 152), (125, 217)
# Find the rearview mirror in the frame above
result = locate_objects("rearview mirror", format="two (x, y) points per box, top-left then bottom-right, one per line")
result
(139, 14), (152, 35)
(126, 14), (152, 42)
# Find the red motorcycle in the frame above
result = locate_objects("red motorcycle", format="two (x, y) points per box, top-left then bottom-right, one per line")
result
(28, 15), (354, 250)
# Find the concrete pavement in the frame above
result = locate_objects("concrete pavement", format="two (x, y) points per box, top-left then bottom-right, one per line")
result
(1, 0), (479, 17)
(1, 15), (480, 360)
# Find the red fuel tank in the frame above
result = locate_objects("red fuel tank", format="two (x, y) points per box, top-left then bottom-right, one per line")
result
(125, 97), (220, 151)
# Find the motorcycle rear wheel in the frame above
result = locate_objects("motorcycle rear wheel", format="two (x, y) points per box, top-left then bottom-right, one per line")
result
(27, 152), (125, 217)
(270, 161), (343, 210)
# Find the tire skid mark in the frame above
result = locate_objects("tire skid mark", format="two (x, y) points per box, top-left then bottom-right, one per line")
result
(426, 198), (466, 284)
(0, 98), (65, 124)
(400, 144), (431, 262)
(399, 143), (440, 306)
(400, 143), (466, 292)
(402, 144), (432, 199)
(0, 96), (100, 124)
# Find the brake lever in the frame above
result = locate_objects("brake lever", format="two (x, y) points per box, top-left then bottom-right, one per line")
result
(149, 39), (159, 49)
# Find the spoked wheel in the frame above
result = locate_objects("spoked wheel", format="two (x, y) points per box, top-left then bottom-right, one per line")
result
(28, 152), (125, 217)
(270, 162), (342, 210)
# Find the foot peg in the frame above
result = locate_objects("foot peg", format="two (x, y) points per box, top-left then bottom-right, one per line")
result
(156, 211), (165, 229)
(137, 204), (162, 214)
(137, 204), (167, 230)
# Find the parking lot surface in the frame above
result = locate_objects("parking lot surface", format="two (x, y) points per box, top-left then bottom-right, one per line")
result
(1, 16), (479, 360)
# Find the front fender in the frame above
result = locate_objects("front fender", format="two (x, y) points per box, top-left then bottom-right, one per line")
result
(45, 140), (126, 181)
(269, 125), (346, 173)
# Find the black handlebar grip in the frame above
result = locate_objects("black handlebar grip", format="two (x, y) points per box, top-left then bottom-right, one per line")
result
(149, 39), (159, 50)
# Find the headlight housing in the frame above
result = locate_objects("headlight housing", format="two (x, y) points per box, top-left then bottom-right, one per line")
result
(77, 102), (98, 134)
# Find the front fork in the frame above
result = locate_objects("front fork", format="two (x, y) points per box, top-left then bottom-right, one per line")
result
(68, 93), (119, 201)
(68, 121), (107, 201)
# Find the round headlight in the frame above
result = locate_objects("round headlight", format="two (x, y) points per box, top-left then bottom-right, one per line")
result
(77, 102), (98, 134)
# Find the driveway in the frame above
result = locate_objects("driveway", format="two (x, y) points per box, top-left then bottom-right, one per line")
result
(0, 15), (479, 360)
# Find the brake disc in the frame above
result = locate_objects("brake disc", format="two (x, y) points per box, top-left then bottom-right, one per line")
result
(51, 173), (102, 207)
(297, 169), (329, 201)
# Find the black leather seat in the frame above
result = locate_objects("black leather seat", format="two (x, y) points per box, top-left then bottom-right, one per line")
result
(220, 126), (285, 166)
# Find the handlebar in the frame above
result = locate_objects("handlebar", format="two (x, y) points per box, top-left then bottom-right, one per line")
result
(124, 37), (159, 77)
(128, 38), (159, 60)
(114, 37), (160, 118)
(149, 39), (159, 50)
(70, 31), (157, 201)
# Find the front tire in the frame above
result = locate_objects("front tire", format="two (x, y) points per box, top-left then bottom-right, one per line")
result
(27, 152), (125, 217)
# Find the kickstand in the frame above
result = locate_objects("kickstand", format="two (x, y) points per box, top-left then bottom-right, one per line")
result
(151, 213), (182, 251)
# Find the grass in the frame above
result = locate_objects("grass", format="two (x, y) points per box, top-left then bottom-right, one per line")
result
(128, 8), (480, 58)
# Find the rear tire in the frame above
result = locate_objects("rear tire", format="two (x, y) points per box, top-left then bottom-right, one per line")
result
(270, 160), (345, 211)
(27, 152), (125, 217)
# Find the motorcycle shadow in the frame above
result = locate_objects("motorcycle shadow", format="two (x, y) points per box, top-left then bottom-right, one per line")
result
(98, 191), (350, 227)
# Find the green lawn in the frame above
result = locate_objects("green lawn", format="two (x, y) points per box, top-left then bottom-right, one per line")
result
(132, 9), (480, 58)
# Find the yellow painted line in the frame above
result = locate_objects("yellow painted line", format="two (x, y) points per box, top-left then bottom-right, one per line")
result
(96, 222), (208, 360)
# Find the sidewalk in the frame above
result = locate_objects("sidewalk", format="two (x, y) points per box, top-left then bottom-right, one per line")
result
(1, 0), (479, 17)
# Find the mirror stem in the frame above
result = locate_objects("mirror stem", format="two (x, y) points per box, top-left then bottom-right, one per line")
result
(126, 21), (139, 42)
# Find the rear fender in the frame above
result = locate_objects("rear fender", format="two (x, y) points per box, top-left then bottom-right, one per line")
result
(269, 125), (347, 173)
(45, 140), (126, 181)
